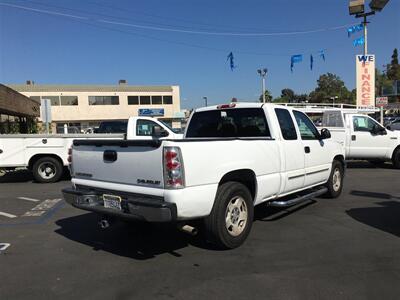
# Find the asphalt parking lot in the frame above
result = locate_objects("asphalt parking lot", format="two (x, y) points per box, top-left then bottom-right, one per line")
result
(1, 163), (400, 300)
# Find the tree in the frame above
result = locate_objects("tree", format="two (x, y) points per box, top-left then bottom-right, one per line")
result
(280, 88), (295, 102)
(259, 90), (273, 102)
(309, 73), (352, 103)
(387, 48), (400, 81)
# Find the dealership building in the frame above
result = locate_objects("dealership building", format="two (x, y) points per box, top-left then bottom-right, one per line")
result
(7, 81), (182, 133)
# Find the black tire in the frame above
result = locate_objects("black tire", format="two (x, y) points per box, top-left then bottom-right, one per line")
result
(393, 148), (400, 169)
(324, 160), (344, 198)
(204, 182), (254, 249)
(32, 157), (63, 183)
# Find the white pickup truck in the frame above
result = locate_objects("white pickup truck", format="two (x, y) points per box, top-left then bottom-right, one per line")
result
(0, 117), (181, 183)
(320, 110), (400, 168)
(63, 103), (345, 249)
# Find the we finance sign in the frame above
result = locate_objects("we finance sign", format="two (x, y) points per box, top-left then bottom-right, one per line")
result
(356, 55), (375, 107)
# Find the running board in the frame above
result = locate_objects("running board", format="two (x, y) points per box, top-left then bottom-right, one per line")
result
(267, 187), (328, 208)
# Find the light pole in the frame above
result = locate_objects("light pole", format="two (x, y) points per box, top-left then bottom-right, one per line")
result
(330, 96), (339, 106)
(257, 68), (268, 103)
(348, 0), (390, 55)
(203, 96), (208, 107)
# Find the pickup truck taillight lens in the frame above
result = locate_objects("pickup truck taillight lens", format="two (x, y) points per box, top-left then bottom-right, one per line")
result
(163, 146), (185, 189)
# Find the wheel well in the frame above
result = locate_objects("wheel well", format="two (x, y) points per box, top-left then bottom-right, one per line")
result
(333, 155), (345, 168)
(28, 154), (63, 170)
(392, 145), (400, 161)
(219, 169), (257, 201)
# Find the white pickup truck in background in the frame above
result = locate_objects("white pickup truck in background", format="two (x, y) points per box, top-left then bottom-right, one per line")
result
(0, 117), (182, 183)
(319, 110), (400, 168)
(63, 103), (345, 249)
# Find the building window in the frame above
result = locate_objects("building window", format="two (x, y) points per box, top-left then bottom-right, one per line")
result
(140, 96), (151, 105)
(60, 96), (78, 106)
(88, 96), (119, 105)
(151, 96), (162, 105)
(128, 96), (139, 105)
(42, 96), (60, 106)
(163, 95), (173, 104)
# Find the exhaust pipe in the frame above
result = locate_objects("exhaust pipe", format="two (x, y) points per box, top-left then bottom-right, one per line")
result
(178, 224), (198, 236)
(99, 219), (110, 229)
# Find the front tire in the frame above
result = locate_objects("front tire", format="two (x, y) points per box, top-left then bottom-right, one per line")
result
(324, 160), (344, 198)
(393, 148), (400, 169)
(204, 182), (254, 249)
(32, 157), (63, 183)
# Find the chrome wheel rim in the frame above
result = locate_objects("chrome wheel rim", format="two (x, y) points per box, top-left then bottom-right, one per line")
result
(332, 168), (341, 192)
(0, 168), (6, 177)
(225, 196), (248, 237)
(38, 162), (56, 180)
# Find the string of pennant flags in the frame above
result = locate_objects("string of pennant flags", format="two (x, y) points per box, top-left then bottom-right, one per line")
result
(226, 23), (364, 73)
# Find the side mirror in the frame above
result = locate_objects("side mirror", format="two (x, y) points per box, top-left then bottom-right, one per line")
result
(152, 125), (169, 138)
(320, 128), (331, 140)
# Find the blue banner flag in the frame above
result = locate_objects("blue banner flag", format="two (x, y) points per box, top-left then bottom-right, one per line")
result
(227, 52), (236, 71)
(319, 50), (325, 61)
(353, 36), (365, 47)
(290, 54), (303, 72)
(347, 24), (363, 37)
(310, 54), (314, 70)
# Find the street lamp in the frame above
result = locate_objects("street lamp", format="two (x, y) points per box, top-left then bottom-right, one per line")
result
(257, 68), (268, 103)
(330, 96), (339, 106)
(203, 96), (208, 107)
(348, 0), (390, 55)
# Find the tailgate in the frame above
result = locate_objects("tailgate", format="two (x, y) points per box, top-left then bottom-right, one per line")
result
(71, 139), (164, 187)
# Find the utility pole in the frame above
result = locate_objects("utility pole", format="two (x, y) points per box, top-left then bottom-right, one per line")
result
(257, 68), (268, 103)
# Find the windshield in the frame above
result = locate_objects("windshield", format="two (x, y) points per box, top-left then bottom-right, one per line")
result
(186, 108), (270, 138)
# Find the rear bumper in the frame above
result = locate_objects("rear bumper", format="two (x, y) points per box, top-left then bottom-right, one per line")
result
(62, 187), (177, 222)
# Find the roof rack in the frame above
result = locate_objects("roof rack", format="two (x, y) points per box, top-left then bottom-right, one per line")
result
(275, 103), (379, 114)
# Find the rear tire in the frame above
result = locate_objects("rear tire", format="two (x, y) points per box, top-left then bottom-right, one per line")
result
(393, 148), (400, 169)
(324, 160), (344, 198)
(204, 182), (254, 249)
(32, 157), (63, 183)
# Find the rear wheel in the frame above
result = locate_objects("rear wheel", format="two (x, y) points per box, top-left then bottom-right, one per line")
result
(393, 148), (400, 169)
(32, 157), (63, 183)
(204, 182), (253, 249)
(324, 160), (344, 198)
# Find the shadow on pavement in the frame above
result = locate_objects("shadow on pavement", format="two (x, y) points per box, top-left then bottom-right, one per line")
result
(0, 168), (70, 183)
(347, 190), (400, 237)
(55, 201), (317, 259)
(346, 161), (393, 169)
(55, 213), (214, 260)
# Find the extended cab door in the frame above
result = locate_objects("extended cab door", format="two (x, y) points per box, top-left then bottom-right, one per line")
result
(274, 108), (305, 194)
(349, 115), (389, 158)
(293, 110), (331, 187)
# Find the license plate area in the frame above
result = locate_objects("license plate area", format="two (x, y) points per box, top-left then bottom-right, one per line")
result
(103, 194), (122, 210)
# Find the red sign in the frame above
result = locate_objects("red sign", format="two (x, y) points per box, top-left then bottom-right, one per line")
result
(376, 97), (388, 107)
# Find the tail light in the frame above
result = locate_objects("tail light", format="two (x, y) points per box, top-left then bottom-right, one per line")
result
(163, 146), (185, 189)
(67, 147), (72, 164)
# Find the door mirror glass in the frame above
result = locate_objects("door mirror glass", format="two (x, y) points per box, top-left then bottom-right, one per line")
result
(320, 128), (331, 140)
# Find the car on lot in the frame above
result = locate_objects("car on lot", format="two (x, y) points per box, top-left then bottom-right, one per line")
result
(63, 103), (345, 249)
(386, 117), (400, 131)
(318, 110), (400, 168)
(0, 117), (182, 183)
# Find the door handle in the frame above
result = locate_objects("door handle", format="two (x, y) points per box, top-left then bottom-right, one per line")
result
(0, 149), (3, 154)
(351, 135), (356, 141)
(304, 146), (310, 154)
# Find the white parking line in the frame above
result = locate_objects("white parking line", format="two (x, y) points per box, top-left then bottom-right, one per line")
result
(0, 243), (11, 251)
(17, 197), (40, 202)
(0, 212), (17, 218)
(22, 198), (62, 217)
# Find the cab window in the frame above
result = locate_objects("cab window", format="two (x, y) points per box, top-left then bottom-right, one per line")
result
(136, 119), (160, 136)
(352, 116), (382, 132)
(293, 111), (320, 140)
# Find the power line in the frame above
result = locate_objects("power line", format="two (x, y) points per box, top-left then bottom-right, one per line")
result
(0, 2), (358, 37)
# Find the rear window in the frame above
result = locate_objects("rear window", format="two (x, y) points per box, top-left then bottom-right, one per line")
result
(97, 121), (127, 133)
(322, 111), (344, 127)
(186, 108), (270, 138)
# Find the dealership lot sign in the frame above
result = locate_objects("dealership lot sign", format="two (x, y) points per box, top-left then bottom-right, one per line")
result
(356, 55), (375, 107)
